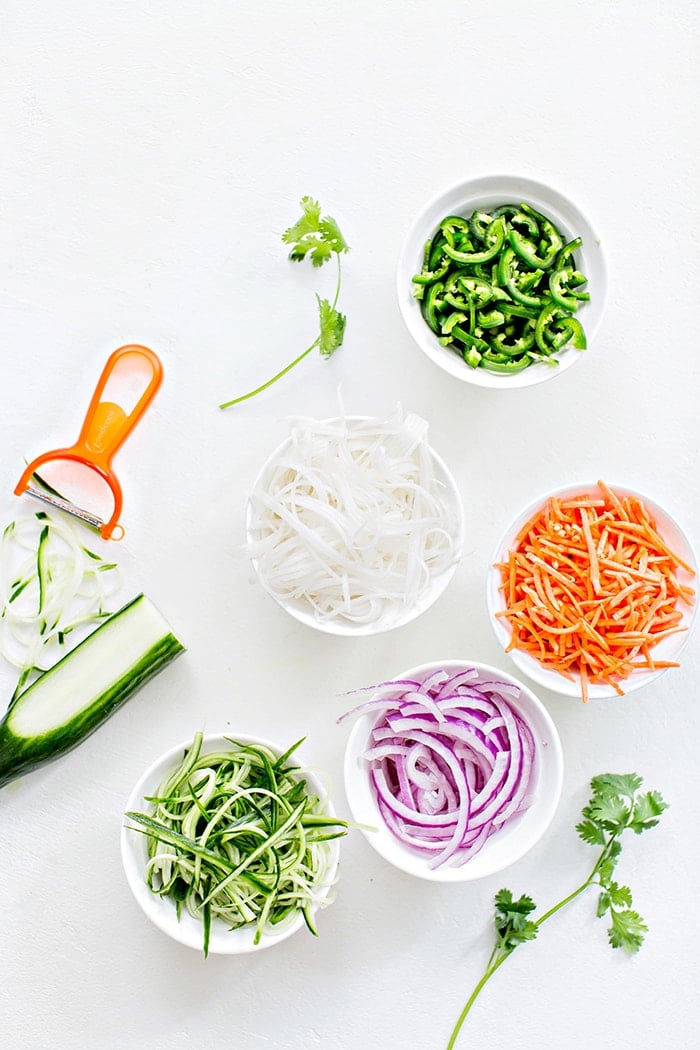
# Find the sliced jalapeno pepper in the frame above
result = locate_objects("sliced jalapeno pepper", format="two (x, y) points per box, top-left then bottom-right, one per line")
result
(420, 280), (445, 334)
(480, 356), (532, 375)
(534, 300), (565, 353)
(477, 307), (506, 329)
(555, 316), (587, 350)
(509, 227), (562, 270)
(549, 268), (578, 311)
(556, 236), (583, 270)
(464, 345), (482, 368)
(498, 247), (544, 307)
(468, 210), (493, 244)
(443, 217), (506, 265)
(448, 324), (490, 354)
(412, 256), (450, 287)
(493, 323), (536, 356)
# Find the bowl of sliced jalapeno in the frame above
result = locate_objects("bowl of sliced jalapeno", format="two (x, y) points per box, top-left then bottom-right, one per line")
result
(397, 174), (607, 388)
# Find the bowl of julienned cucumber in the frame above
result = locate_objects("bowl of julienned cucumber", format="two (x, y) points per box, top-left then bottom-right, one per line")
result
(121, 731), (347, 955)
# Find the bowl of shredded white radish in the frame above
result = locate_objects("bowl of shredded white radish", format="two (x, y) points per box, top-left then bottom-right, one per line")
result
(339, 660), (563, 882)
(245, 410), (465, 635)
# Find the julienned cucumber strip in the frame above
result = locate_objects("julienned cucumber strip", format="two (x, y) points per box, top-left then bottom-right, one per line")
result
(0, 593), (185, 788)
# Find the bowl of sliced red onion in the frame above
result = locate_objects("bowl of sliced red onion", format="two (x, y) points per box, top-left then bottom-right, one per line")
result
(339, 660), (563, 882)
(246, 410), (464, 636)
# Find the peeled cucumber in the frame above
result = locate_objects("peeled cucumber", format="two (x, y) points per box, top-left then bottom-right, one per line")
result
(0, 593), (185, 788)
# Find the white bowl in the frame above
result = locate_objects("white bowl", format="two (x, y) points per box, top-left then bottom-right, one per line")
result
(245, 415), (465, 636)
(342, 660), (563, 882)
(397, 173), (607, 389)
(121, 733), (341, 954)
(487, 482), (698, 699)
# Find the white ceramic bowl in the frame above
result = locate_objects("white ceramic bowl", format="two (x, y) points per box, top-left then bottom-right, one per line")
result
(121, 733), (341, 954)
(342, 660), (563, 882)
(245, 416), (465, 636)
(397, 173), (607, 389)
(487, 482), (698, 699)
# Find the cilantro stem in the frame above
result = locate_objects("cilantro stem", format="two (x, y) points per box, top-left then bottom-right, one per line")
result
(446, 953), (510, 1050)
(534, 843), (614, 926)
(330, 250), (342, 310)
(218, 336), (320, 409)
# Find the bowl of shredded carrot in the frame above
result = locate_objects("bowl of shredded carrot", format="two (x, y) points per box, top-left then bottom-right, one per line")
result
(487, 481), (697, 702)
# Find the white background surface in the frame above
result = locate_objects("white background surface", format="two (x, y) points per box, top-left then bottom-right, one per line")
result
(1, 2), (698, 1048)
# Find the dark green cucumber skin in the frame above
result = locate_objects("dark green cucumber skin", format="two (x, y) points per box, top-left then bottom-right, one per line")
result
(0, 595), (185, 789)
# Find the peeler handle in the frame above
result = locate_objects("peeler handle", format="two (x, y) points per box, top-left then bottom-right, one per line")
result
(75, 344), (163, 467)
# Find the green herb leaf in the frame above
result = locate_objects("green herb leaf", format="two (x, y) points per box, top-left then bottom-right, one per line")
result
(281, 195), (322, 244)
(576, 817), (606, 846)
(319, 214), (350, 255)
(494, 888), (537, 924)
(587, 793), (631, 832)
(630, 790), (668, 834)
(597, 891), (611, 917)
(590, 773), (643, 799)
(317, 296), (347, 356)
(607, 881), (633, 909)
(494, 889), (538, 951)
(282, 196), (349, 267)
(608, 908), (648, 954)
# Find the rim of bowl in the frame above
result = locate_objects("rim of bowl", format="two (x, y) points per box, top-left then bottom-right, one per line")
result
(486, 482), (699, 699)
(342, 659), (564, 882)
(245, 415), (465, 636)
(121, 733), (340, 954)
(396, 173), (608, 390)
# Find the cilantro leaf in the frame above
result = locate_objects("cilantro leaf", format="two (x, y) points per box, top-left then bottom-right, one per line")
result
(316, 296), (347, 356)
(319, 215), (349, 255)
(287, 235), (335, 268)
(630, 790), (668, 834)
(576, 817), (606, 846)
(587, 794), (631, 832)
(608, 908), (648, 954)
(607, 881), (633, 908)
(590, 773), (643, 799)
(282, 197), (350, 268)
(494, 888), (537, 923)
(494, 890), (538, 951)
(281, 195), (322, 244)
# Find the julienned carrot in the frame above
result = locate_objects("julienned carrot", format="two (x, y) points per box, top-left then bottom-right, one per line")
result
(496, 482), (696, 702)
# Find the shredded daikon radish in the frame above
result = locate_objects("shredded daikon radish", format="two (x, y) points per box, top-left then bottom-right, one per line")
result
(0, 510), (121, 694)
(247, 409), (462, 627)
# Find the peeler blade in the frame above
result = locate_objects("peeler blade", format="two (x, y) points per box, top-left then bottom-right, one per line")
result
(22, 484), (105, 532)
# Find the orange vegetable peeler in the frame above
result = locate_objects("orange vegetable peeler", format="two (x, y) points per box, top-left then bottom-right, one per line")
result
(14, 344), (164, 540)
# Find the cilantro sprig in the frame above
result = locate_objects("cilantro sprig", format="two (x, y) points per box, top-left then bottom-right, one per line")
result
(219, 196), (349, 409)
(447, 773), (668, 1049)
